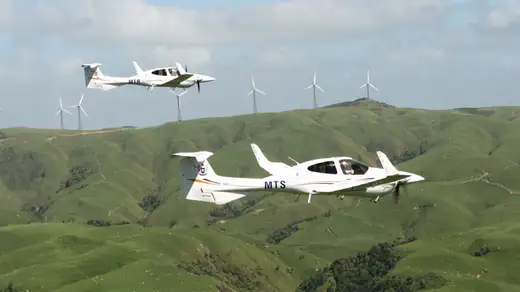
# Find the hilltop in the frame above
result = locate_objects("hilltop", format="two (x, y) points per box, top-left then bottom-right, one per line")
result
(1, 101), (520, 291)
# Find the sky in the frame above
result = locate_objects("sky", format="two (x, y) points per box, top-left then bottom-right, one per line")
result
(0, 0), (519, 130)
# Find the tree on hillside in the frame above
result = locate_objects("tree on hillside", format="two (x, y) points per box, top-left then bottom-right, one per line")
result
(295, 242), (447, 292)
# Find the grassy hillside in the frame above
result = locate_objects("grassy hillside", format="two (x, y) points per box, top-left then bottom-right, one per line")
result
(1, 98), (520, 291)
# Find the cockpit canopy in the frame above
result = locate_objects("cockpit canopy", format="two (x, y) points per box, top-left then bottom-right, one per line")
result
(306, 158), (369, 175)
(151, 68), (179, 76)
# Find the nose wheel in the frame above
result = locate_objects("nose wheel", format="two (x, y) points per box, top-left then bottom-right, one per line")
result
(371, 196), (380, 203)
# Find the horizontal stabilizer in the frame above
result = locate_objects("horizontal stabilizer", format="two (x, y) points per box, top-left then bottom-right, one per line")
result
(376, 151), (398, 175)
(194, 191), (246, 205)
(81, 63), (102, 69)
(173, 151), (213, 162)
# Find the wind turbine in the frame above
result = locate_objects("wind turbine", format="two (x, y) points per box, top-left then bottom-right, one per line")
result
(359, 70), (379, 99)
(304, 71), (324, 109)
(69, 93), (88, 131)
(247, 76), (266, 114)
(172, 89), (188, 122)
(55, 97), (72, 129)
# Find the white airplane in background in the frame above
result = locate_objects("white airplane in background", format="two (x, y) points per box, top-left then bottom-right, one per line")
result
(81, 61), (215, 93)
(172, 144), (425, 205)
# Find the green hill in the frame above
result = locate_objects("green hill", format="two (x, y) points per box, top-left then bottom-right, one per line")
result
(1, 99), (520, 291)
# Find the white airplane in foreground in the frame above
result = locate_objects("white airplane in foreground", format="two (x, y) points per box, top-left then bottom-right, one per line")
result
(81, 61), (215, 93)
(173, 144), (425, 205)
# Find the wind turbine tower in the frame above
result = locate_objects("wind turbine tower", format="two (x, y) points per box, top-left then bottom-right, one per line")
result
(69, 93), (88, 131)
(247, 76), (266, 114)
(173, 89), (188, 122)
(359, 70), (379, 99)
(55, 97), (72, 129)
(304, 71), (324, 108)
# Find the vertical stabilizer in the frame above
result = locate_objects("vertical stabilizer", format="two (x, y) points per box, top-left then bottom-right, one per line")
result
(172, 151), (246, 205)
(81, 63), (121, 91)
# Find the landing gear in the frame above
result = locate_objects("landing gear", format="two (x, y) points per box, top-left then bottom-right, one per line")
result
(340, 195), (345, 200)
(372, 196), (380, 203)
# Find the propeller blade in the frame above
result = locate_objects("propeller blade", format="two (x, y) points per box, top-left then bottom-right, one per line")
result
(393, 184), (400, 204)
(295, 194), (300, 202)
(197, 80), (201, 94)
(185, 64), (188, 72)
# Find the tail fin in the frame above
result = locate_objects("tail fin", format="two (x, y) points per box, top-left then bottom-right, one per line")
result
(250, 143), (294, 176)
(132, 61), (144, 75)
(172, 151), (245, 205)
(376, 151), (398, 175)
(81, 63), (120, 91)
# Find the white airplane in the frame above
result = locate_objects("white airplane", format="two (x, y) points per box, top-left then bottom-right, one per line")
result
(172, 144), (425, 205)
(81, 61), (215, 93)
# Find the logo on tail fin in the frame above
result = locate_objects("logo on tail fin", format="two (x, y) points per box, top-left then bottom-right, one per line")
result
(198, 162), (207, 176)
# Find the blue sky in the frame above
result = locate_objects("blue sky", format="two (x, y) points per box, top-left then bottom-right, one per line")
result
(0, 0), (519, 130)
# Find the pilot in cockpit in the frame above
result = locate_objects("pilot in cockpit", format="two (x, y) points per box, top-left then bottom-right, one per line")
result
(168, 68), (175, 76)
(340, 160), (354, 175)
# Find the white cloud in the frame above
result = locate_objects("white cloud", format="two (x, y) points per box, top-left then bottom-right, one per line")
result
(0, 0), (11, 27)
(129, 46), (211, 68)
(18, 0), (449, 46)
(486, 3), (520, 29)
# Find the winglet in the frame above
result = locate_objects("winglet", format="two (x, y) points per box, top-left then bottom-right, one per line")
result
(250, 143), (294, 176)
(132, 61), (144, 75)
(176, 62), (187, 75)
(376, 151), (398, 175)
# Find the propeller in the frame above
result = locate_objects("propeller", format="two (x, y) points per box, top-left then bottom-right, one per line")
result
(393, 181), (409, 204)
(184, 64), (201, 94)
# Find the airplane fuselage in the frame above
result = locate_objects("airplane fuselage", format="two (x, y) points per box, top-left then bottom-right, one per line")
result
(196, 166), (410, 199)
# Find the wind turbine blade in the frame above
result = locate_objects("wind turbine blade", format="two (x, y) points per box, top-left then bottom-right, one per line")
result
(315, 84), (325, 93)
(80, 107), (88, 117)
(247, 89), (255, 96)
(304, 84), (313, 90)
(63, 109), (73, 115)
(367, 70), (370, 83)
(256, 89), (266, 95)
(313, 71), (316, 84)
(79, 93), (84, 105)
(68, 105), (77, 108)
(369, 83), (379, 91)
(59, 97), (63, 109)
(251, 76), (255, 88)
(55, 109), (62, 116)
(360, 83), (367, 88)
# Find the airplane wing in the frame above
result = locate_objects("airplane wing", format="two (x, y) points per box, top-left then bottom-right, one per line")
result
(316, 151), (407, 195)
(155, 73), (193, 87)
(317, 173), (410, 195)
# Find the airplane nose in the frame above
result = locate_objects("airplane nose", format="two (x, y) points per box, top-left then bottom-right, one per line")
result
(407, 174), (425, 184)
(201, 76), (216, 82)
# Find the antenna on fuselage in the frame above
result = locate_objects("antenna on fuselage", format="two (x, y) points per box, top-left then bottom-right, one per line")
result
(288, 157), (299, 165)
